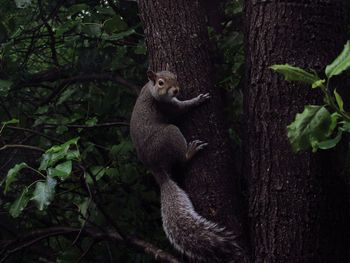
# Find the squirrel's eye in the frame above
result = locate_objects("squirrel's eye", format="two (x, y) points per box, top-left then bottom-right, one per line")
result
(158, 80), (164, 86)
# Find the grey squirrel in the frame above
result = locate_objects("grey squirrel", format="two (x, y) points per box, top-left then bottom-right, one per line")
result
(130, 70), (242, 262)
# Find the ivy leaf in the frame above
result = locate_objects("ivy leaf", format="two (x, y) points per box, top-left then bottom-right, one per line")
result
(3, 162), (28, 194)
(270, 64), (319, 85)
(1, 119), (19, 125)
(39, 138), (79, 170)
(82, 23), (101, 37)
(103, 15), (127, 34)
(47, 161), (72, 180)
(31, 177), (57, 211)
(68, 4), (89, 15)
(9, 187), (31, 217)
(89, 166), (106, 181)
(287, 105), (332, 152)
(105, 28), (135, 41)
(14, 0), (31, 8)
(134, 41), (147, 55)
(57, 89), (75, 105)
(334, 89), (344, 111)
(326, 41), (350, 78)
(0, 79), (13, 97)
(85, 117), (98, 127)
(110, 141), (133, 159)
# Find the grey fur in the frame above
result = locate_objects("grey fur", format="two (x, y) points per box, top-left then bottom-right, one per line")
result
(130, 70), (242, 262)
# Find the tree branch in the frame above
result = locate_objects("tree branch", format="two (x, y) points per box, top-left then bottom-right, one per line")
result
(38, 0), (59, 66)
(0, 227), (180, 263)
(41, 122), (129, 130)
(15, 66), (140, 94)
(0, 144), (45, 152)
(6, 126), (64, 143)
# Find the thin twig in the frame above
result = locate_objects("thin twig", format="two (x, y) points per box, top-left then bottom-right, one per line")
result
(38, 0), (59, 66)
(0, 144), (45, 152)
(74, 240), (96, 263)
(6, 126), (64, 143)
(43, 122), (130, 129)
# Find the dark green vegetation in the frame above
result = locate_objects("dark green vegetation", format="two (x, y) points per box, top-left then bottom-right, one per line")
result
(2, 0), (350, 262)
(0, 0), (243, 262)
(272, 42), (350, 153)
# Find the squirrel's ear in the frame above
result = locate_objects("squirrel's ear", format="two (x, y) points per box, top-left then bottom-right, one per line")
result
(147, 70), (156, 82)
(165, 63), (170, 71)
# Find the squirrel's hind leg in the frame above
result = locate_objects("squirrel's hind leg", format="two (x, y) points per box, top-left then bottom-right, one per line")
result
(185, 140), (208, 161)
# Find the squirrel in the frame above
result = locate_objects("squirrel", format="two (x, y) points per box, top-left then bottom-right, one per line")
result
(130, 69), (243, 262)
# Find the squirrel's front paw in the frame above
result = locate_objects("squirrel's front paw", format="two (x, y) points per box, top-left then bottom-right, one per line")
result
(195, 93), (210, 105)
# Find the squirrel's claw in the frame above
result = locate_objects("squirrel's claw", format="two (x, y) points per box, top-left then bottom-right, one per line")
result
(186, 140), (208, 161)
(196, 93), (211, 104)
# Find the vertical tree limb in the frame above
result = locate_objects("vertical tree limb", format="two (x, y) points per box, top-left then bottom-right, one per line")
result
(138, 0), (248, 260)
(244, 0), (349, 262)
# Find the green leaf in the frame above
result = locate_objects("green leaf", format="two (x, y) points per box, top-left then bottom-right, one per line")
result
(312, 79), (325, 89)
(68, 4), (89, 15)
(270, 64), (319, 85)
(1, 119), (19, 125)
(287, 105), (332, 152)
(134, 42), (147, 55)
(334, 89), (344, 111)
(47, 161), (72, 180)
(329, 113), (339, 136)
(110, 141), (133, 159)
(104, 28), (135, 41)
(9, 187), (30, 217)
(341, 121), (350, 132)
(318, 130), (343, 150)
(78, 198), (90, 224)
(103, 15), (127, 34)
(82, 23), (101, 37)
(39, 138), (79, 170)
(0, 79), (13, 96)
(325, 41), (350, 78)
(89, 166), (106, 181)
(57, 88), (75, 105)
(14, 0), (31, 8)
(85, 117), (97, 127)
(31, 177), (57, 211)
(66, 150), (80, 160)
(76, 198), (97, 226)
(4, 162), (28, 193)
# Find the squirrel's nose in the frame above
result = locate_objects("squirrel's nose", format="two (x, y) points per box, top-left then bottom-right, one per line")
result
(173, 89), (178, 95)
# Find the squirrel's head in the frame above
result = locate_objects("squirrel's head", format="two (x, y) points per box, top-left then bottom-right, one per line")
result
(147, 70), (180, 102)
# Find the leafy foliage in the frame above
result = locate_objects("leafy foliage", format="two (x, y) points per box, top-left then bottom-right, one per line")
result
(31, 176), (57, 210)
(287, 106), (333, 152)
(269, 64), (320, 84)
(0, 0), (244, 262)
(326, 41), (350, 78)
(0, 1), (162, 262)
(271, 40), (350, 152)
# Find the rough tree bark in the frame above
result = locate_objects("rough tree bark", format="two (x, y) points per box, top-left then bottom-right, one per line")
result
(138, 0), (247, 261)
(245, 0), (349, 262)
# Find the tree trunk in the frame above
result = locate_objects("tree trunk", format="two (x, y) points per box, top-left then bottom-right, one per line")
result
(244, 0), (349, 262)
(138, 0), (247, 260)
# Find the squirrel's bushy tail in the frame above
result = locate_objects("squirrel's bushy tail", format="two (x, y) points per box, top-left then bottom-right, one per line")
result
(160, 178), (245, 262)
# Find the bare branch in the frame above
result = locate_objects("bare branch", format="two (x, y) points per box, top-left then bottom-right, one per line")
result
(38, 0), (59, 66)
(0, 144), (45, 152)
(15, 66), (140, 94)
(6, 126), (64, 143)
(0, 227), (180, 263)
(41, 122), (130, 130)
